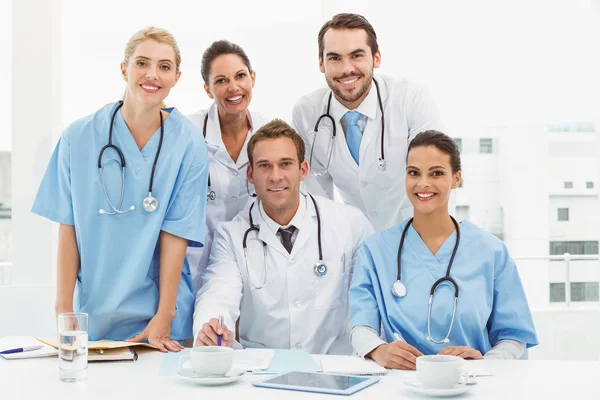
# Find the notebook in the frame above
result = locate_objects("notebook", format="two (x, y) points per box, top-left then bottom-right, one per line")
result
(320, 355), (388, 376)
(38, 337), (158, 351)
(88, 347), (138, 362)
(0, 336), (58, 360)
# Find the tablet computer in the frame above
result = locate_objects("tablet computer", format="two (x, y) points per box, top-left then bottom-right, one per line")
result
(252, 371), (381, 396)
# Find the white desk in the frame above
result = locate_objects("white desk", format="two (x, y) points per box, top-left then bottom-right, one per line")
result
(1, 352), (598, 399)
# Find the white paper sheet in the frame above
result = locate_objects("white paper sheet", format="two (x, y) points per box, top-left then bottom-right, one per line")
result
(233, 349), (275, 371)
(0, 336), (58, 359)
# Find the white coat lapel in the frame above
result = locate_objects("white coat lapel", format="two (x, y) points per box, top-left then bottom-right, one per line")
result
(309, 91), (337, 172)
(205, 103), (236, 170)
(289, 196), (317, 257)
(358, 76), (389, 158)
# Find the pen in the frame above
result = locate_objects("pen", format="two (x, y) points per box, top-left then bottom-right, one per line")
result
(217, 315), (224, 346)
(393, 333), (406, 343)
(0, 345), (43, 355)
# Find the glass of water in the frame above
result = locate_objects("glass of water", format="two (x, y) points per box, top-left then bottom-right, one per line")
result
(57, 312), (88, 382)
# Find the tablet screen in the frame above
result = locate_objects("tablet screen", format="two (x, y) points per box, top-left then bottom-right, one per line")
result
(263, 372), (369, 391)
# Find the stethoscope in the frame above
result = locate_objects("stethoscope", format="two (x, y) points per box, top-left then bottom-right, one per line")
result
(309, 78), (386, 175)
(242, 193), (327, 289)
(393, 216), (461, 344)
(203, 114), (256, 201)
(98, 101), (164, 215)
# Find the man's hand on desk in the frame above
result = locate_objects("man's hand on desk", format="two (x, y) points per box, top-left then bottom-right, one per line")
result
(195, 318), (234, 347)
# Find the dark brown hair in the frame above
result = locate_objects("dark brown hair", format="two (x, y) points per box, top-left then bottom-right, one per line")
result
(317, 13), (379, 59)
(407, 130), (462, 173)
(247, 119), (306, 166)
(201, 40), (252, 83)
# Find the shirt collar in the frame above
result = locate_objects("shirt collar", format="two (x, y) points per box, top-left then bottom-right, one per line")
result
(259, 192), (306, 235)
(329, 79), (378, 122)
(205, 103), (255, 147)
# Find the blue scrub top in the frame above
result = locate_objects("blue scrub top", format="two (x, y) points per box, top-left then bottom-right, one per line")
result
(32, 103), (208, 341)
(349, 219), (539, 355)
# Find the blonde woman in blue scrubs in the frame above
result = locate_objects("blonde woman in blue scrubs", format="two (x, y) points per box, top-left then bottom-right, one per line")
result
(32, 27), (208, 351)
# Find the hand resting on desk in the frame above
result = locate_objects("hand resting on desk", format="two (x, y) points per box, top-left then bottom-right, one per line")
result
(367, 340), (423, 370)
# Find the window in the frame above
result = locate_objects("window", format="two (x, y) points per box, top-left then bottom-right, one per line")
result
(557, 208), (569, 221)
(453, 138), (462, 153)
(549, 241), (599, 255)
(456, 205), (470, 221)
(564, 181), (573, 189)
(550, 282), (600, 303)
(587, 182), (594, 189)
(479, 138), (493, 154)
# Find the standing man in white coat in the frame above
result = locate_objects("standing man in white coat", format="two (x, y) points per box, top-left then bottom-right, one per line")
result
(193, 119), (373, 354)
(292, 13), (445, 231)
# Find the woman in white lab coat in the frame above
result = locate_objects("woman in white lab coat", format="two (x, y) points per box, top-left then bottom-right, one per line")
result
(186, 41), (267, 293)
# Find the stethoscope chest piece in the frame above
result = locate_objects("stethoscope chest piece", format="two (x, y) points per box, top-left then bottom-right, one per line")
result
(392, 280), (407, 297)
(378, 158), (386, 171)
(207, 190), (216, 201)
(314, 262), (328, 277)
(143, 194), (158, 213)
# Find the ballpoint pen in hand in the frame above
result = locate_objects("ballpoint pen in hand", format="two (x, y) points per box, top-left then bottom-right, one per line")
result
(217, 315), (224, 346)
(0, 345), (43, 355)
(393, 333), (406, 343)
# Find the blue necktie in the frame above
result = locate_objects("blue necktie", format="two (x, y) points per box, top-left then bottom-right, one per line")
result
(344, 111), (362, 165)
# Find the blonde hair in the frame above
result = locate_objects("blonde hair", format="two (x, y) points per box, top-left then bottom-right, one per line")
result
(123, 26), (181, 72)
(122, 26), (181, 107)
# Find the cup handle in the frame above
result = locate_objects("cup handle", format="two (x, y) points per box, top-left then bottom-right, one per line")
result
(178, 354), (190, 371)
(460, 369), (476, 385)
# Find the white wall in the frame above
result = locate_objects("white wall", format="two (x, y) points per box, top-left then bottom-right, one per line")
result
(61, 0), (327, 125)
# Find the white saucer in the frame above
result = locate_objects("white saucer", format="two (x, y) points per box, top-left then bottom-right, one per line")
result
(403, 376), (471, 397)
(176, 366), (246, 386)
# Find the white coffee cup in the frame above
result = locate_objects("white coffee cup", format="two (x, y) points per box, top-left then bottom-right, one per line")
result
(416, 355), (463, 389)
(179, 346), (234, 376)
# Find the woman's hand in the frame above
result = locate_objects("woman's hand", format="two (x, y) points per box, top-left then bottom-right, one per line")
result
(367, 340), (423, 370)
(126, 311), (184, 352)
(438, 346), (483, 359)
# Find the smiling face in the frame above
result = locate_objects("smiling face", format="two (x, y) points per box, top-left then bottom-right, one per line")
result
(319, 28), (381, 110)
(120, 39), (180, 107)
(247, 137), (309, 218)
(406, 145), (462, 216)
(205, 54), (255, 117)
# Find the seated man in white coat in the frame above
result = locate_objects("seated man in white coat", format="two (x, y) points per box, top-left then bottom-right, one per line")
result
(193, 119), (374, 354)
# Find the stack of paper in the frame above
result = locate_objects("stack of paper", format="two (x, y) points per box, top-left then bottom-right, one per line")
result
(320, 355), (388, 376)
(0, 336), (58, 359)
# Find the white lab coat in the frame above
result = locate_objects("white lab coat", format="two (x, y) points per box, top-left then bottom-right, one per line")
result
(292, 74), (444, 232)
(193, 192), (374, 355)
(186, 103), (268, 294)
